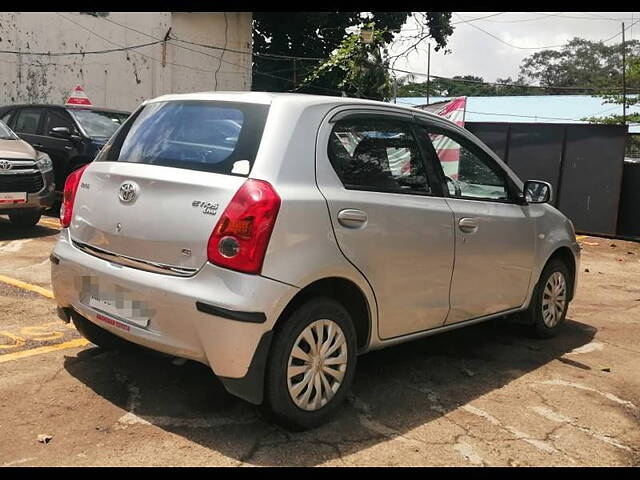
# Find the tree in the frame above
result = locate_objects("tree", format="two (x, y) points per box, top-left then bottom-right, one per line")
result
(519, 37), (640, 94)
(584, 54), (640, 125)
(396, 75), (536, 98)
(397, 75), (490, 97)
(251, 12), (453, 95)
(493, 77), (538, 96)
(395, 36), (640, 104)
(299, 24), (393, 100)
(518, 37), (640, 128)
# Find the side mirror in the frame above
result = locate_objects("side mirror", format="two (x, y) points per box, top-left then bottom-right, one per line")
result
(523, 180), (552, 204)
(49, 126), (71, 138)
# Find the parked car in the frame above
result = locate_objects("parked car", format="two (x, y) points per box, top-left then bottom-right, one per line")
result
(50, 92), (580, 429)
(0, 120), (55, 227)
(0, 104), (130, 202)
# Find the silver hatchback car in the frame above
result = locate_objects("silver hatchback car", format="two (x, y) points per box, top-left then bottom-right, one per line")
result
(51, 92), (580, 429)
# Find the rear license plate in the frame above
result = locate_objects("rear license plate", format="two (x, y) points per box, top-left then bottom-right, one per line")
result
(88, 293), (150, 328)
(0, 192), (26, 204)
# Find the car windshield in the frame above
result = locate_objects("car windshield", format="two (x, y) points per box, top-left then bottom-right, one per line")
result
(69, 109), (130, 139)
(0, 120), (18, 140)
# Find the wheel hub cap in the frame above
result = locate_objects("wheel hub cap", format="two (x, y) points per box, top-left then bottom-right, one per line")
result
(287, 319), (348, 411)
(542, 271), (567, 328)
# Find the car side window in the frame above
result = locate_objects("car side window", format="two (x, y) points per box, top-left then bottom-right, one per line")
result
(44, 109), (77, 136)
(0, 112), (12, 125)
(13, 108), (44, 135)
(328, 118), (431, 194)
(419, 126), (509, 201)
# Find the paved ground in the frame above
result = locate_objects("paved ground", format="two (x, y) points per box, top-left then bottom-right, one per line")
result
(0, 215), (639, 466)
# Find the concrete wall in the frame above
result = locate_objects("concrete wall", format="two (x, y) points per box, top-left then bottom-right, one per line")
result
(0, 12), (253, 112)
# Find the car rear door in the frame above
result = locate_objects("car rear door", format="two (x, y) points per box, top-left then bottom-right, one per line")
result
(315, 108), (455, 340)
(12, 107), (46, 151)
(415, 122), (535, 325)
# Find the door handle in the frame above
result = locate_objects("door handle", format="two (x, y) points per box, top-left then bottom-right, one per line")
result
(32, 143), (44, 148)
(337, 209), (368, 228)
(458, 217), (479, 233)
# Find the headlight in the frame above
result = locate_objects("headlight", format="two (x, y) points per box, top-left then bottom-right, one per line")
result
(35, 151), (53, 172)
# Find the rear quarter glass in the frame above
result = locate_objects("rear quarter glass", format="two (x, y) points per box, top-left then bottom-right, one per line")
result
(95, 100), (270, 176)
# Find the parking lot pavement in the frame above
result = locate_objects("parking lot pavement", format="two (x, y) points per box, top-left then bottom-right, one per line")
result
(0, 221), (639, 466)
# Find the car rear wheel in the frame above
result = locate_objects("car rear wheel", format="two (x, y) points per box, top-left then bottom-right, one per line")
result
(9, 211), (41, 228)
(264, 297), (357, 430)
(524, 258), (572, 338)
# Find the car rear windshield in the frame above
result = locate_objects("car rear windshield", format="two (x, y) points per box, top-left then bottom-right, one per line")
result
(69, 109), (130, 139)
(96, 100), (269, 176)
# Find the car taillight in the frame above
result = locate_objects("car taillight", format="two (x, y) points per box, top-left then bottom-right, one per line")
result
(60, 164), (90, 228)
(207, 179), (281, 274)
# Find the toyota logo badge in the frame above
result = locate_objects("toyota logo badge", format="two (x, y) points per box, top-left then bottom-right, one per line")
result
(118, 182), (138, 203)
(0, 160), (11, 171)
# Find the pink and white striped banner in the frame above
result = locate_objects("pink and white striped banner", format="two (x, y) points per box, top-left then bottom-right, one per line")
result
(431, 96), (466, 179)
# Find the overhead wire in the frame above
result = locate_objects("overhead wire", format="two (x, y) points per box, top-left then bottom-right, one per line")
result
(3, 13), (639, 100)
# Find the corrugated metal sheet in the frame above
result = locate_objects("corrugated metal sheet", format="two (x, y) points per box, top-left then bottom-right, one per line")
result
(618, 161), (640, 237)
(464, 121), (627, 236)
(396, 95), (640, 134)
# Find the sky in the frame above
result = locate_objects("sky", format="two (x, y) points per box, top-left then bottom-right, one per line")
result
(389, 12), (640, 83)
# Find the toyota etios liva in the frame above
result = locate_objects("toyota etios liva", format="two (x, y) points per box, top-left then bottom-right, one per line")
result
(51, 92), (580, 429)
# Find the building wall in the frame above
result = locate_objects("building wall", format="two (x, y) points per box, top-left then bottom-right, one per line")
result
(0, 12), (253, 112)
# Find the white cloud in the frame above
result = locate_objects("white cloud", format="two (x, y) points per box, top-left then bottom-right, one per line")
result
(390, 12), (640, 82)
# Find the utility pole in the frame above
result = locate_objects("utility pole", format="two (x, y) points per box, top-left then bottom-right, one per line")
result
(393, 77), (397, 104)
(426, 43), (431, 105)
(161, 27), (172, 68)
(622, 22), (627, 125)
(292, 58), (297, 90)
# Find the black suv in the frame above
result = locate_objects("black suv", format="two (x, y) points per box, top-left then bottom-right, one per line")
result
(0, 104), (130, 201)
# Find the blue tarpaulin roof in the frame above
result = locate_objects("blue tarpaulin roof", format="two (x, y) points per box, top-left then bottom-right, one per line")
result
(395, 95), (640, 134)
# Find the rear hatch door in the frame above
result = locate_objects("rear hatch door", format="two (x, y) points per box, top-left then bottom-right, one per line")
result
(69, 98), (270, 274)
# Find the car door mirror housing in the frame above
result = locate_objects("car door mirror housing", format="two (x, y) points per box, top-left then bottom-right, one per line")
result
(523, 180), (552, 204)
(49, 126), (71, 138)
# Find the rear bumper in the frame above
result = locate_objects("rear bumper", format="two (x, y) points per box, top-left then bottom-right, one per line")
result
(51, 229), (298, 401)
(0, 170), (55, 214)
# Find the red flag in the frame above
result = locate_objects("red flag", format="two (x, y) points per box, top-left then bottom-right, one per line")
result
(431, 96), (467, 179)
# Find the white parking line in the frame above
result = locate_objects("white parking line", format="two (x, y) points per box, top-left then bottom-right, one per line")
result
(2, 457), (37, 466)
(461, 405), (559, 454)
(566, 342), (604, 355)
(534, 379), (637, 409)
(0, 239), (30, 254)
(453, 441), (484, 466)
(530, 405), (631, 452)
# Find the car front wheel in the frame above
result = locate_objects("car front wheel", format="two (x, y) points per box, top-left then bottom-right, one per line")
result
(264, 297), (357, 430)
(524, 258), (572, 338)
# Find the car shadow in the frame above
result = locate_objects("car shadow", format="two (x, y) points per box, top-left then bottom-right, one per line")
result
(0, 218), (59, 241)
(43, 204), (61, 218)
(63, 316), (595, 466)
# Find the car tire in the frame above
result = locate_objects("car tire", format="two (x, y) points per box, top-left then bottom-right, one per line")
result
(264, 297), (358, 430)
(523, 258), (572, 339)
(9, 211), (41, 228)
(71, 312), (132, 350)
